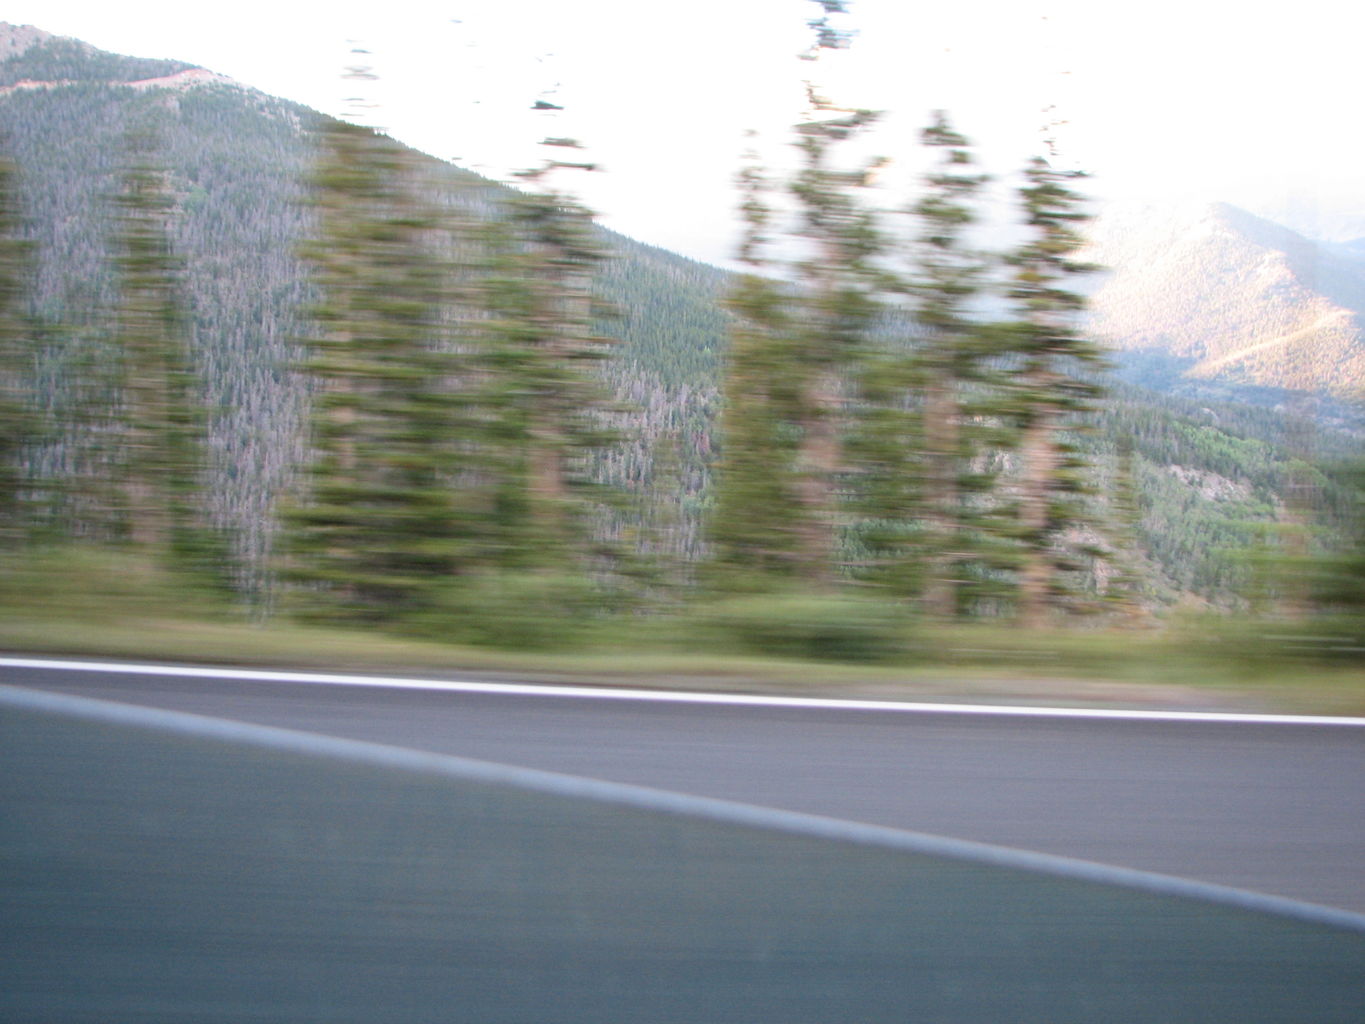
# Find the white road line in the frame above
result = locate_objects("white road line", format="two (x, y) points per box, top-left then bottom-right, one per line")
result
(4, 655), (1364, 726)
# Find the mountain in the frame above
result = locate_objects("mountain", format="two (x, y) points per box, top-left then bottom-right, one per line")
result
(0, 24), (200, 87)
(1086, 200), (1365, 395)
(0, 22), (52, 61)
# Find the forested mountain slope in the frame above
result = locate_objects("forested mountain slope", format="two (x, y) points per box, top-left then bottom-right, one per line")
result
(1, 23), (1355, 610)
(1086, 201), (1365, 394)
(0, 24), (730, 576)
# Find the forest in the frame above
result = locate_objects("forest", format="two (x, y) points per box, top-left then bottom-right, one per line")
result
(0, 7), (1361, 701)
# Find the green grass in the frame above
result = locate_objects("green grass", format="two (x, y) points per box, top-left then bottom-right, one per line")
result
(2, 546), (1362, 715)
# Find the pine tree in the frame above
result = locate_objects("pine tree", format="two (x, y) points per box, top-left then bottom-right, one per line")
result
(105, 126), (206, 561)
(908, 113), (992, 615)
(787, 96), (885, 586)
(283, 116), (486, 621)
(1308, 460), (1365, 625)
(0, 153), (36, 546)
(851, 111), (994, 611)
(707, 1), (885, 591)
(707, 154), (810, 589)
(1103, 437), (1149, 621)
(284, 50), (630, 625)
(482, 137), (622, 574)
(1003, 152), (1107, 626)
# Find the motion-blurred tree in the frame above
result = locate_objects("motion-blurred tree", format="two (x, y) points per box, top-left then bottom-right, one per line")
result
(282, 114), (486, 621)
(105, 126), (207, 561)
(0, 153), (36, 546)
(706, 152), (810, 589)
(1103, 437), (1149, 621)
(483, 134), (623, 574)
(285, 61), (628, 623)
(1310, 461), (1365, 621)
(1002, 150), (1108, 625)
(852, 112), (997, 612)
(708, 0), (885, 591)
(787, 95), (886, 586)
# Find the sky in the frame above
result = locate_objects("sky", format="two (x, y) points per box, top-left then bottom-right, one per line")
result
(6, 0), (1365, 265)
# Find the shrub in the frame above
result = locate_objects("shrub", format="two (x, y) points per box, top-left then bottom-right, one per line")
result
(686, 592), (909, 663)
(407, 571), (602, 651)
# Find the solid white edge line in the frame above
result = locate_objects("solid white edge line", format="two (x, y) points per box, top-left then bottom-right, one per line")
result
(5, 681), (1365, 936)
(3, 654), (1365, 726)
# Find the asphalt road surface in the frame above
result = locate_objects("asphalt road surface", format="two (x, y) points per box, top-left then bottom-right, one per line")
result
(5, 659), (1364, 914)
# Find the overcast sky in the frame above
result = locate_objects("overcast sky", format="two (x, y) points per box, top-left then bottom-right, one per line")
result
(7, 0), (1365, 263)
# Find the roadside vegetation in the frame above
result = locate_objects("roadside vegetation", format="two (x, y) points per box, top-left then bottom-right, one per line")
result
(2, 545), (1361, 716)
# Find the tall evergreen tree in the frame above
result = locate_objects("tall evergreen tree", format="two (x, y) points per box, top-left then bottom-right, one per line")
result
(0, 153), (36, 546)
(708, 1), (885, 591)
(707, 153), (810, 589)
(483, 135), (622, 573)
(787, 95), (885, 586)
(283, 116), (485, 621)
(1104, 436), (1149, 621)
(851, 111), (994, 611)
(1308, 459), (1365, 627)
(1003, 152), (1107, 625)
(284, 50), (630, 625)
(908, 113), (992, 615)
(105, 126), (205, 560)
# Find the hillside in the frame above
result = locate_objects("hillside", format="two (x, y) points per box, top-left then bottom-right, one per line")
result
(0, 24), (1357, 612)
(1086, 201), (1365, 394)
(0, 23), (730, 578)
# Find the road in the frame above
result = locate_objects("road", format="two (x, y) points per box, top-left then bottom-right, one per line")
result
(4, 658), (1364, 914)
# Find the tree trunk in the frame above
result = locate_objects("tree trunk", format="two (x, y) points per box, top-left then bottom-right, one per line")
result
(1016, 397), (1058, 628)
(793, 372), (841, 589)
(921, 378), (959, 618)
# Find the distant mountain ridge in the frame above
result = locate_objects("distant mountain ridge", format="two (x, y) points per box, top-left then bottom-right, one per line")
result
(1085, 200), (1365, 395)
(0, 20), (240, 96)
(0, 22), (52, 60)
(0, 64), (240, 97)
(0, 23), (201, 88)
